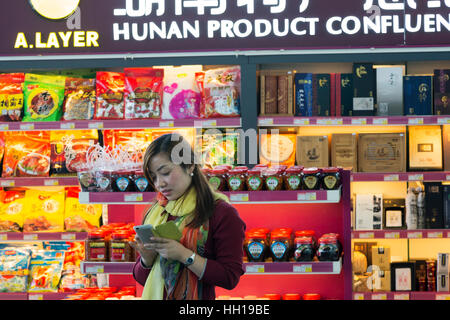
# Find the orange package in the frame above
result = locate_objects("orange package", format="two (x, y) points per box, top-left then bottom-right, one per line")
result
(259, 133), (296, 167)
(2, 131), (50, 178)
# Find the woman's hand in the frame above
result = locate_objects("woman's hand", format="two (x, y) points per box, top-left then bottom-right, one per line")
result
(129, 235), (157, 267)
(144, 237), (191, 262)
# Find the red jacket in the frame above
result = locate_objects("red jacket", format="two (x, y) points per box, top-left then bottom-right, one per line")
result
(132, 200), (246, 300)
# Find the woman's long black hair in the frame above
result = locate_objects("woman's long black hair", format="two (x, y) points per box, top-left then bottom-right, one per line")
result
(142, 133), (215, 228)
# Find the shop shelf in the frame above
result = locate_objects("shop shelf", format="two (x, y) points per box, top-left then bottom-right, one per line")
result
(80, 261), (135, 274)
(79, 188), (342, 205)
(351, 229), (450, 239)
(0, 232), (88, 241)
(244, 258), (342, 275)
(0, 293), (28, 300)
(258, 115), (450, 127)
(0, 176), (79, 187)
(351, 171), (450, 182)
(0, 117), (242, 132)
(353, 291), (450, 300)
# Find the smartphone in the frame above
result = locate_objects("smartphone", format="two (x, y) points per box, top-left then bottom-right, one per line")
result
(133, 224), (154, 243)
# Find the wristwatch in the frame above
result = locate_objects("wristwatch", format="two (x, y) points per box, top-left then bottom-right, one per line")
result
(184, 252), (196, 266)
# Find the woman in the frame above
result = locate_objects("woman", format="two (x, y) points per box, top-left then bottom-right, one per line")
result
(131, 133), (246, 300)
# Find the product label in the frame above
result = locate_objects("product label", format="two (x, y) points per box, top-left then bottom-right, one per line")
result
(135, 177), (149, 192)
(323, 175), (337, 189)
(115, 177), (129, 191)
(265, 177), (279, 191)
(111, 242), (126, 260)
(271, 241), (287, 259)
(247, 176), (262, 191)
(208, 176), (221, 190)
(247, 241), (264, 260)
(228, 176), (242, 191)
(287, 176), (301, 190)
(89, 245), (106, 260)
(303, 176), (318, 189)
(97, 177), (110, 190)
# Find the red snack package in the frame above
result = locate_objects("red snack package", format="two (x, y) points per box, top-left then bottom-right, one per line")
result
(62, 77), (96, 120)
(124, 68), (164, 119)
(0, 73), (25, 121)
(94, 72), (125, 120)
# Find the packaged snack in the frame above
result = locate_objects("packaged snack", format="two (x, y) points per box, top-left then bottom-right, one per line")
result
(0, 189), (29, 232)
(64, 187), (102, 232)
(2, 131), (50, 178)
(103, 129), (153, 163)
(197, 130), (238, 167)
(159, 65), (202, 120)
(0, 73), (25, 121)
(201, 66), (241, 118)
(23, 188), (65, 232)
(62, 77), (96, 120)
(94, 71), (125, 120)
(0, 248), (31, 292)
(28, 250), (65, 293)
(50, 130), (98, 176)
(22, 74), (65, 122)
(124, 68), (164, 119)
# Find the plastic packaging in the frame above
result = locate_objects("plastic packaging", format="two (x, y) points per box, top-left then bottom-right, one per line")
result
(284, 166), (303, 190)
(244, 231), (267, 262)
(406, 187), (418, 230)
(86, 230), (108, 262)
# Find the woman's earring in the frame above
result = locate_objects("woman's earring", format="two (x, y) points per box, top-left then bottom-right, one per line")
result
(190, 172), (194, 177)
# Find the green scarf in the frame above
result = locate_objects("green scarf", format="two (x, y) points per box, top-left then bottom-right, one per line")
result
(141, 187), (228, 300)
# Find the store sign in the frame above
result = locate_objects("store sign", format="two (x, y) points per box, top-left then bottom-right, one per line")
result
(2, 0), (450, 56)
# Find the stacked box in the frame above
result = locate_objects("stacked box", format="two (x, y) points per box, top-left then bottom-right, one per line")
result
(408, 125), (443, 171)
(296, 135), (329, 167)
(376, 65), (405, 116)
(372, 246), (391, 292)
(403, 75), (433, 115)
(313, 73), (331, 116)
(437, 253), (449, 292)
(355, 194), (383, 230)
(331, 133), (357, 170)
(424, 182), (444, 229)
(294, 73), (313, 116)
(353, 63), (376, 116)
(358, 133), (406, 172)
(443, 185), (450, 229)
(338, 73), (354, 116)
(434, 69), (450, 115)
(260, 70), (294, 116)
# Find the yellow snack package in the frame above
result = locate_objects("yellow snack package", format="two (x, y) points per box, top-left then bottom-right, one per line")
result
(0, 189), (29, 232)
(64, 187), (102, 232)
(23, 188), (65, 233)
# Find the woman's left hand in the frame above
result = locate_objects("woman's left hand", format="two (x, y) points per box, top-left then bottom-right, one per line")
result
(144, 237), (191, 262)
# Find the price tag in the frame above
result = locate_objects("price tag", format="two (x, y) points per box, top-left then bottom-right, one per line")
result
(61, 233), (76, 240)
(351, 118), (367, 125)
(297, 192), (317, 201)
(408, 232), (423, 239)
(385, 232), (400, 239)
(293, 264), (312, 273)
(20, 123), (35, 130)
(24, 234), (38, 241)
(245, 265), (265, 273)
(202, 120), (217, 127)
(0, 124), (9, 131)
(85, 265), (105, 274)
(258, 118), (273, 126)
(436, 294), (450, 300)
(427, 232), (443, 238)
(359, 232), (375, 239)
(293, 118), (310, 125)
(446, 175), (450, 181)
(0, 234), (7, 241)
(124, 193), (143, 202)
(88, 122), (104, 129)
(1, 180), (15, 187)
(394, 293), (409, 300)
(371, 294), (387, 300)
(373, 118), (388, 125)
(60, 122), (75, 129)
(437, 117), (450, 124)
(316, 118), (343, 125)
(408, 174), (423, 181)
(384, 174), (399, 181)
(44, 179), (59, 186)
(29, 294), (44, 301)
(230, 193), (249, 202)
(354, 293), (365, 300)
(159, 121), (174, 128)
(408, 118), (424, 125)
